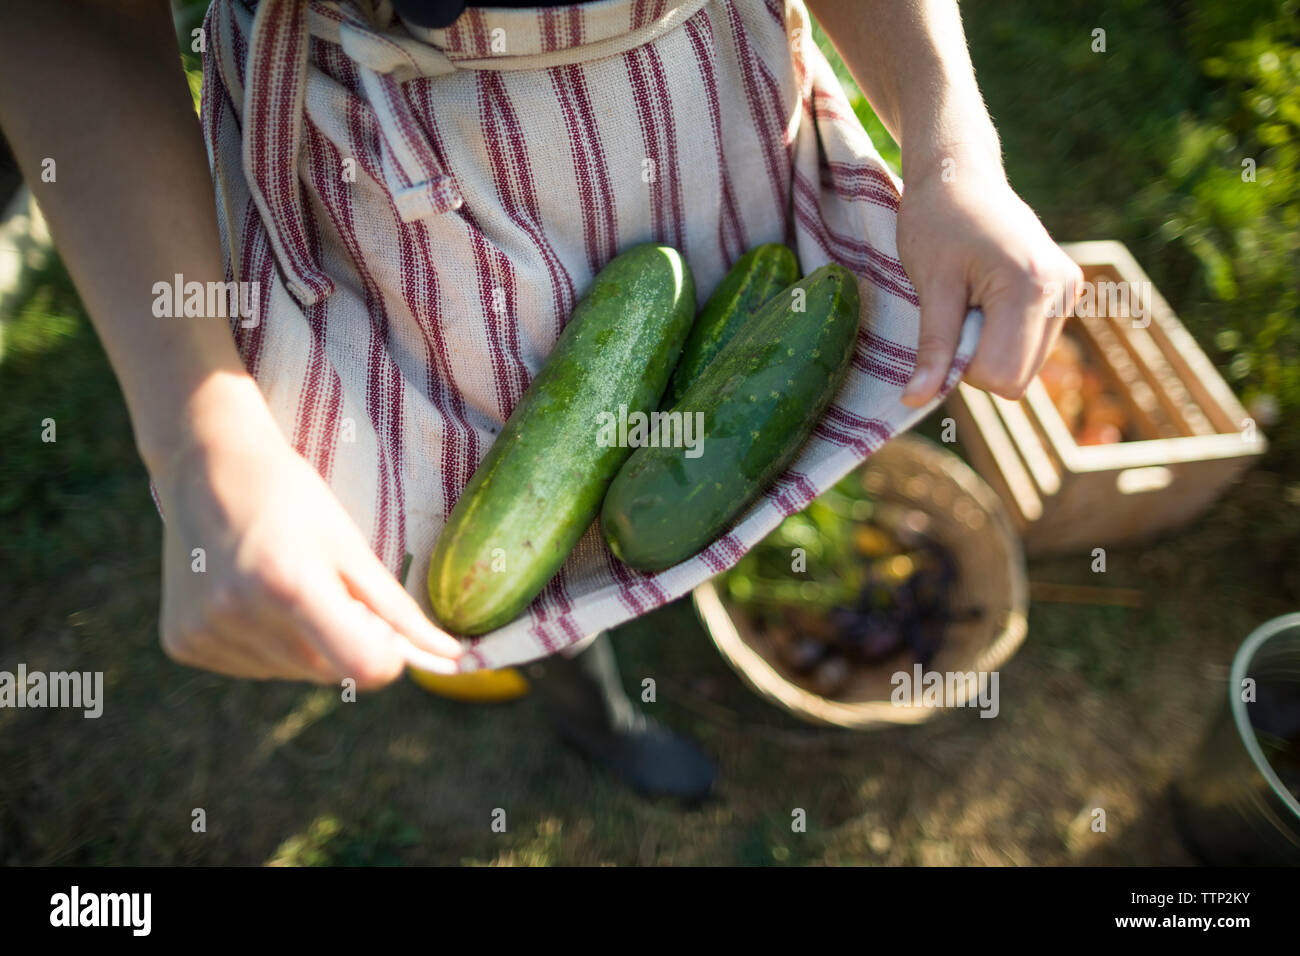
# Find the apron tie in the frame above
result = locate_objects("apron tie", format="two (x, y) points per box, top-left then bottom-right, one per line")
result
(243, 0), (464, 307)
(238, 0), (713, 307)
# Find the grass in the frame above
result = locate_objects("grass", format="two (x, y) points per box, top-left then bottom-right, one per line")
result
(0, 4), (1297, 866)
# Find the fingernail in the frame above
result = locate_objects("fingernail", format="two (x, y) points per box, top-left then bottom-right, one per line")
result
(902, 367), (932, 402)
(430, 633), (464, 657)
(419, 622), (463, 657)
(394, 636), (459, 674)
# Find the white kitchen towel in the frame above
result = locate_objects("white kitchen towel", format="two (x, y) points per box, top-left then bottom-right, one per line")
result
(199, 0), (981, 669)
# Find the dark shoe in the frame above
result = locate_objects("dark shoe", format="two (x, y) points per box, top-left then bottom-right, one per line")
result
(529, 632), (718, 802)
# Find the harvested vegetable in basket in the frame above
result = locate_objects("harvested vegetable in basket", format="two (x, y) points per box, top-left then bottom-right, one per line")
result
(1038, 330), (1132, 445)
(721, 473), (981, 699)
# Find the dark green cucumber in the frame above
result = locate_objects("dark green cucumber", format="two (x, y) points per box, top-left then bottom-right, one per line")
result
(663, 243), (799, 407)
(601, 263), (860, 571)
(429, 244), (695, 634)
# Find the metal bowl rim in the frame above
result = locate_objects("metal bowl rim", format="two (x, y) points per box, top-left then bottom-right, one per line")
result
(1230, 612), (1300, 820)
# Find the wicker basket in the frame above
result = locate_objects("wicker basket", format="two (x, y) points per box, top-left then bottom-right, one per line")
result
(693, 434), (1028, 729)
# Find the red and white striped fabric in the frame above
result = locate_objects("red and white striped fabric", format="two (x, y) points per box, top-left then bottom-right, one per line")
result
(199, 0), (981, 670)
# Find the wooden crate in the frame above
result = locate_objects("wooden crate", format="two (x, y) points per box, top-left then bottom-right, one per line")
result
(946, 240), (1265, 556)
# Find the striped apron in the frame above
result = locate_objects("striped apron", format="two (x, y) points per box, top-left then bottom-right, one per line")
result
(199, 0), (981, 670)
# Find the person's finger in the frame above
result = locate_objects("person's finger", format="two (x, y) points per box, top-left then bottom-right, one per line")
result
(964, 281), (1053, 399)
(160, 620), (284, 681)
(291, 579), (408, 690)
(901, 279), (968, 407)
(165, 562), (336, 682)
(167, 597), (335, 682)
(1024, 260), (1086, 379)
(977, 254), (1081, 395)
(1024, 309), (1068, 389)
(225, 597), (343, 683)
(338, 549), (464, 664)
(209, 614), (334, 683)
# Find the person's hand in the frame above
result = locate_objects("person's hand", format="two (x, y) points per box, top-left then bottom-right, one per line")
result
(896, 147), (1083, 406)
(152, 410), (462, 687)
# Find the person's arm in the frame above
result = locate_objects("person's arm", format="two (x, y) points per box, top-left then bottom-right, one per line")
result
(806, 0), (1082, 405)
(0, 0), (460, 683)
(0, 0), (246, 468)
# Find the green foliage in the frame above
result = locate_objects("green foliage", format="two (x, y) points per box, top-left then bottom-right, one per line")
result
(960, 0), (1300, 469)
(0, 259), (147, 583)
(173, 0), (205, 109)
(1153, 6), (1300, 456)
(723, 476), (876, 614)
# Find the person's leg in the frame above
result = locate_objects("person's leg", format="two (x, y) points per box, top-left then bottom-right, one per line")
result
(527, 631), (717, 801)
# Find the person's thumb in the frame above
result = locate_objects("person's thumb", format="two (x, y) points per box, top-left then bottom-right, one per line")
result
(901, 280), (968, 407)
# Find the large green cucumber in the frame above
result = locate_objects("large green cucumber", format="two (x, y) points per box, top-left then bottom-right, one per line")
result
(601, 263), (860, 571)
(663, 243), (799, 406)
(428, 244), (696, 634)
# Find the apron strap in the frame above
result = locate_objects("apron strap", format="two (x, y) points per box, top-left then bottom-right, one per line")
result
(328, 12), (465, 222)
(243, 0), (337, 306)
(243, 0), (464, 308)
(238, 0), (714, 307)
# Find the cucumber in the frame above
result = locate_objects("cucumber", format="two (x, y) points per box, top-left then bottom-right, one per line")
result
(601, 263), (860, 571)
(428, 244), (696, 634)
(663, 243), (799, 406)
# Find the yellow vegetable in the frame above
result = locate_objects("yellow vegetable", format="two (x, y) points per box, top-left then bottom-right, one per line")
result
(408, 666), (530, 703)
